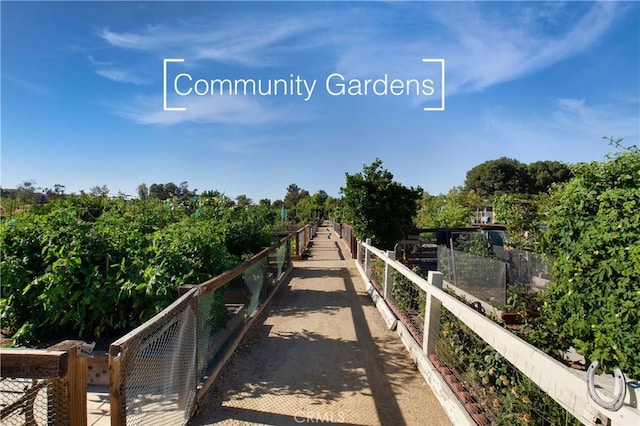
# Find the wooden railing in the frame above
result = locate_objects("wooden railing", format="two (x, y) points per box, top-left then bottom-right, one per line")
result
(108, 223), (317, 425)
(1, 341), (91, 426)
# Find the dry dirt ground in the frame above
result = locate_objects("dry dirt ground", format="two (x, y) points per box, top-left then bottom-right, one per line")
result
(189, 225), (452, 426)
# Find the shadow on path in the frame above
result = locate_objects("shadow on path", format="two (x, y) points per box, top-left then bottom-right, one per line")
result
(190, 224), (447, 426)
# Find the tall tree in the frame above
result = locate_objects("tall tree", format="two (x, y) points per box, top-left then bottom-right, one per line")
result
(259, 198), (272, 208)
(149, 183), (165, 199)
(527, 161), (572, 193)
(465, 157), (530, 196)
(137, 183), (149, 200)
(284, 184), (302, 209)
(164, 182), (178, 197)
(235, 194), (252, 207)
(341, 159), (422, 249)
(89, 185), (109, 197)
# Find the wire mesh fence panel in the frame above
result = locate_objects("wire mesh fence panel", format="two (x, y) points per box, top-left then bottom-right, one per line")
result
(437, 246), (507, 306)
(297, 231), (305, 257)
(113, 290), (198, 426)
(356, 242), (365, 268)
(494, 247), (553, 287)
(0, 377), (68, 426)
(434, 306), (577, 426)
(243, 258), (267, 316)
(365, 251), (383, 293)
(387, 271), (426, 343)
(341, 224), (352, 243)
(276, 241), (288, 279)
(195, 288), (228, 383)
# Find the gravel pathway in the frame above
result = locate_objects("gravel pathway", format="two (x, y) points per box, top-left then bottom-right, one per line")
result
(190, 224), (451, 426)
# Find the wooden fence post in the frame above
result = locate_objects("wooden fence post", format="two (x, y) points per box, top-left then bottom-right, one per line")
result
(109, 346), (124, 426)
(68, 346), (88, 426)
(47, 340), (89, 426)
(423, 271), (443, 355)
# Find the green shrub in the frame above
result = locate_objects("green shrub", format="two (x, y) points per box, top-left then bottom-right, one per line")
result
(540, 143), (640, 377)
(1, 197), (274, 346)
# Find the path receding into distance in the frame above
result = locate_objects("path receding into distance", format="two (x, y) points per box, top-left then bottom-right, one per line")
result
(190, 224), (451, 426)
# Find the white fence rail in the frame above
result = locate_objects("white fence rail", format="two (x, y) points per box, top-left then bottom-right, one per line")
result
(356, 239), (639, 426)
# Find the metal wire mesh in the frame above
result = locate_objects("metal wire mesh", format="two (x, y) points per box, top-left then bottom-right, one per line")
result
(434, 306), (576, 426)
(387, 270), (425, 343)
(0, 378), (45, 426)
(438, 246), (507, 306)
(196, 288), (225, 382)
(364, 251), (383, 293)
(0, 377), (69, 426)
(243, 259), (266, 316)
(115, 290), (198, 426)
(276, 242), (287, 278)
(495, 247), (553, 287)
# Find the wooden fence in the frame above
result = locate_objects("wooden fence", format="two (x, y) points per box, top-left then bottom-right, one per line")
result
(1, 341), (91, 426)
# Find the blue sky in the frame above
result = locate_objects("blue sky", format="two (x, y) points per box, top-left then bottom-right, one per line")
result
(2, 1), (639, 202)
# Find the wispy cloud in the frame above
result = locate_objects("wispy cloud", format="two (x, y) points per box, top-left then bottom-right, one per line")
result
(335, 2), (619, 96)
(96, 2), (623, 124)
(99, 14), (335, 67)
(440, 1), (617, 94)
(480, 97), (639, 161)
(551, 97), (639, 141)
(113, 94), (299, 126)
(95, 68), (147, 84)
(3, 74), (54, 96)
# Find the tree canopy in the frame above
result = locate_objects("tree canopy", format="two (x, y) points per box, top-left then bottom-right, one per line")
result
(527, 160), (572, 193)
(465, 157), (531, 196)
(415, 187), (478, 228)
(465, 157), (571, 196)
(341, 159), (422, 249)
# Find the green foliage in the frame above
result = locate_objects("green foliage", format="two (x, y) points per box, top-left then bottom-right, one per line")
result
(465, 157), (571, 197)
(222, 205), (276, 258)
(415, 188), (475, 228)
(438, 307), (578, 425)
(391, 268), (426, 321)
(493, 194), (549, 248)
(0, 195), (275, 346)
(527, 161), (572, 194)
(456, 232), (497, 258)
(342, 159), (422, 249)
(539, 144), (640, 377)
(465, 157), (531, 196)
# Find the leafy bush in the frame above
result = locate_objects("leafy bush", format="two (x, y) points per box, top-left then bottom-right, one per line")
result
(1, 196), (275, 346)
(540, 144), (640, 377)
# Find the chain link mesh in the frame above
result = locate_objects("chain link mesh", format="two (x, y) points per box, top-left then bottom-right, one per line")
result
(276, 242), (287, 279)
(115, 290), (197, 426)
(196, 289), (221, 382)
(0, 377), (68, 426)
(243, 259), (265, 316)
(111, 236), (295, 425)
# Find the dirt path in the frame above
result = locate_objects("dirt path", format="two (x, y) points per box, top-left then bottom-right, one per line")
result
(190, 224), (451, 426)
